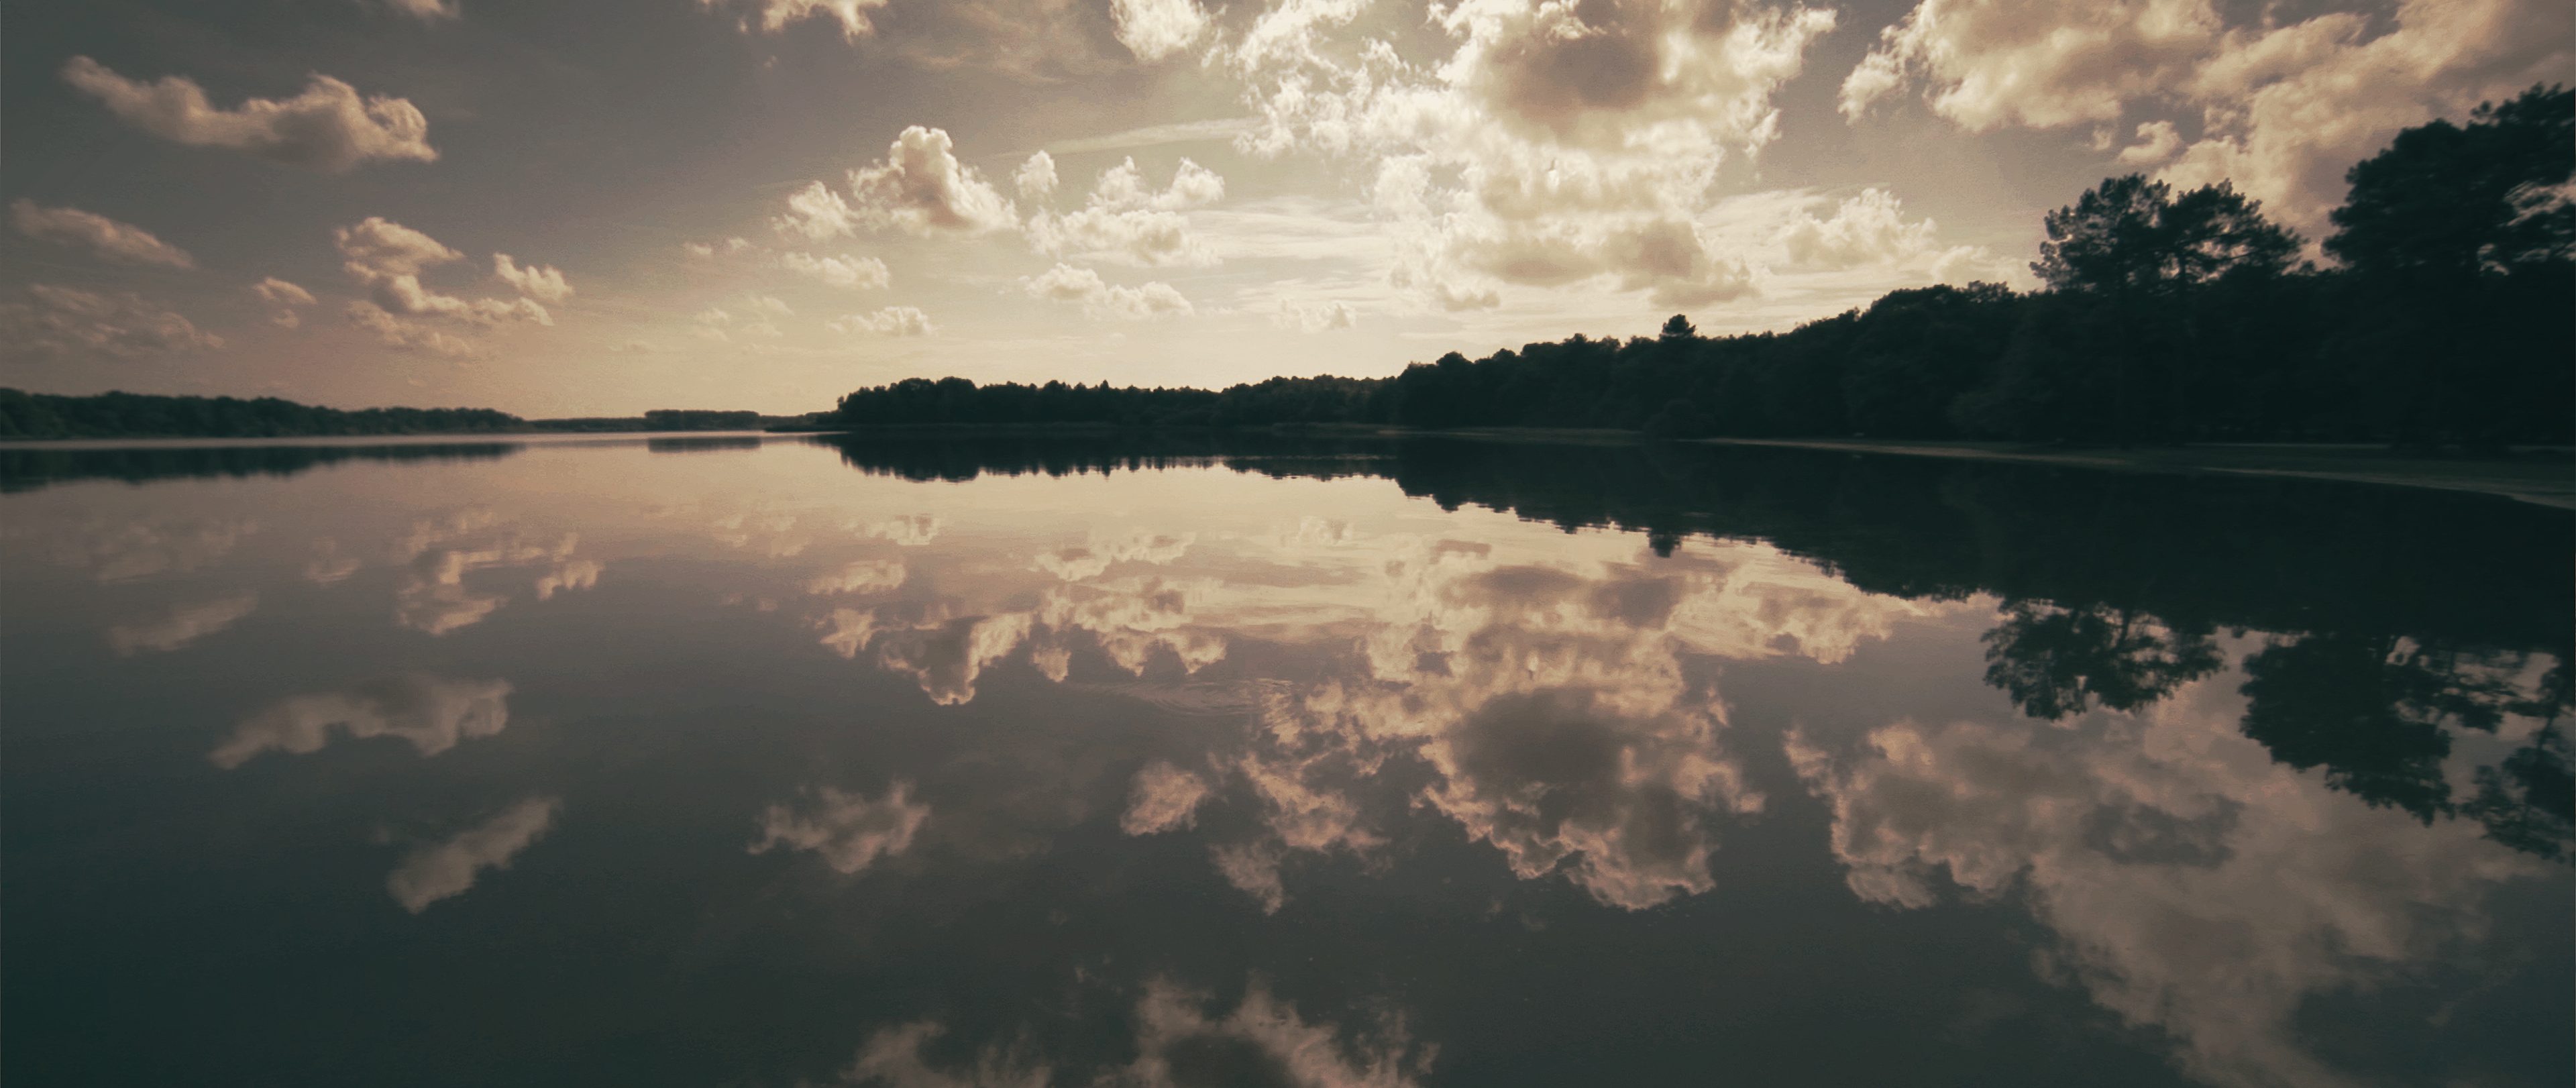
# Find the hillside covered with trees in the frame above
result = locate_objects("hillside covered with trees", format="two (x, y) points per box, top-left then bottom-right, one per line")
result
(827, 86), (2573, 446)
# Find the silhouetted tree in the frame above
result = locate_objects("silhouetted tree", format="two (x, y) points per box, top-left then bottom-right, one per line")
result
(1980, 601), (2223, 720)
(2033, 175), (2301, 295)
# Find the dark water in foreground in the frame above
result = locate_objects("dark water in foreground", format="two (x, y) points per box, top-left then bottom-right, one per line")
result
(3, 434), (2569, 1088)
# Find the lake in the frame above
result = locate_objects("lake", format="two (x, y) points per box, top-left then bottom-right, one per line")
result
(2, 433), (2567, 1087)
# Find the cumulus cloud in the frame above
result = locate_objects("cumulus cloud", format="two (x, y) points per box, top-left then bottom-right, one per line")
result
(386, 798), (559, 913)
(1273, 297), (1357, 332)
(1014, 150), (1059, 199)
(846, 126), (1018, 235)
(1033, 529), (1193, 581)
(0, 284), (223, 358)
(1222, 0), (1841, 311)
(1122, 760), (1214, 834)
(1023, 263), (1193, 320)
(10, 200), (193, 267)
(392, 523), (594, 635)
(61, 56), (436, 171)
(210, 673), (513, 768)
(44, 516), (257, 583)
(700, 0), (888, 41)
(1839, 0), (2575, 231)
(773, 180), (861, 241)
(492, 254), (573, 303)
(345, 301), (477, 356)
(782, 251), (892, 290)
(252, 276), (318, 327)
(1112, 0), (1211, 62)
(855, 514), (943, 546)
(106, 593), (258, 655)
(750, 782), (930, 873)
(335, 217), (551, 333)
(827, 306), (935, 336)
(1025, 156), (1227, 266)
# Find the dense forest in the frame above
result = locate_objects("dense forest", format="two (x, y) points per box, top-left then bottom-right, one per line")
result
(828, 86), (2573, 446)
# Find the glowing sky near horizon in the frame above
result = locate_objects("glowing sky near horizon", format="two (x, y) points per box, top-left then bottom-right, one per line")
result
(1, 0), (2565, 415)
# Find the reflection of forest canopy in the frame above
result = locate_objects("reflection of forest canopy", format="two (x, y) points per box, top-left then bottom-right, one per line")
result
(827, 89), (2571, 447)
(0, 441), (521, 492)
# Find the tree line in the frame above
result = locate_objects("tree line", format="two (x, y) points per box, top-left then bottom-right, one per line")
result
(829, 86), (2571, 446)
(0, 389), (782, 439)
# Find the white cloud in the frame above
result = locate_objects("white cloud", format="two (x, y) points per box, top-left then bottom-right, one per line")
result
(0, 284), (223, 358)
(773, 180), (860, 241)
(1023, 263), (1193, 320)
(827, 306), (935, 336)
(846, 125), (1018, 235)
(106, 593), (258, 655)
(61, 56), (436, 172)
(209, 673), (513, 768)
(1273, 297), (1356, 332)
(684, 236), (755, 258)
(1026, 156), (1228, 266)
(750, 782), (929, 873)
(1220, 1), (1841, 311)
(1014, 150), (1059, 199)
(346, 301), (476, 356)
(1839, 0), (2575, 232)
(386, 798), (559, 913)
(10, 199), (194, 268)
(492, 254), (573, 303)
(335, 217), (551, 329)
(782, 251), (892, 290)
(1112, 0), (1210, 62)
(252, 276), (317, 327)
(700, 0), (889, 41)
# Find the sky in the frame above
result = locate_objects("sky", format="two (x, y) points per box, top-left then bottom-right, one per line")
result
(1, 0), (2565, 416)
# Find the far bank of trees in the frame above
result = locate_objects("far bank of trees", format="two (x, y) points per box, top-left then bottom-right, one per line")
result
(828, 86), (2572, 446)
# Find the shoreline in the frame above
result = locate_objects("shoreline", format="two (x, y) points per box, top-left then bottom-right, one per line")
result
(1689, 437), (2576, 510)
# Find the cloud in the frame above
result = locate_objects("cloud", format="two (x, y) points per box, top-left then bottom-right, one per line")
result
(1273, 297), (1356, 332)
(106, 593), (258, 655)
(1025, 156), (1227, 266)
(346, 301), (477, 356)
(701, 0), (889, 41)
(841, 1021), (1052, 1088)
(61, 56), (436, 171)
(750, 782), (929, 873)
(10, 200), (194, 268)
(846, 126), (1018, 235)
(856, 514), (943, 546)
(210, 673), (513, 768)
(782, 251), (892, 290)
(1112, 0), (1210, 62)
(1014, 151), (1058, 199)
(774, 180), (861, 241)
(804, 558), (908, 595)
(1023, 263), (1193, 320)
(1220, 0), (1839, 311)
(0, 284), (223, 358)
(492, 254), (573, 303)
(1033, 529), (1193, 581)
(1119, 978), (1431, 1087)
(828, 306), (935, 336)
(392, 525), (592, 634)
(1122, 760), (1213, 834)
(252, 276), (317, 327)
(335, 217), (551, 329)
(44, 516), (257, 583)
(1838, 0), (2575, 231)
(386, 0), (460, 21)
(684, 236), (755, 258)
(386, 798), (559, 913)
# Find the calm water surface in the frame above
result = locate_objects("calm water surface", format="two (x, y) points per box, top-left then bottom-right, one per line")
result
(3, 435), (2569, 1087)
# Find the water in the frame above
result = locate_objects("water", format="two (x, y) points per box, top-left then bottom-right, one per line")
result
(3, 433), (2567, 1088)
